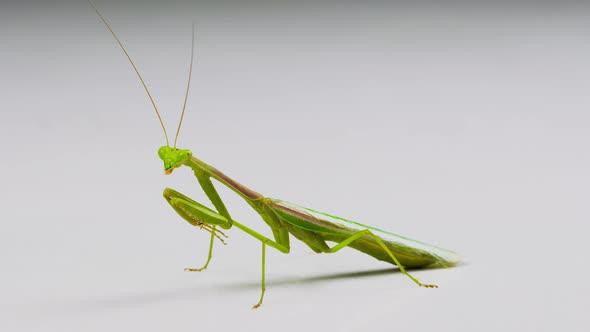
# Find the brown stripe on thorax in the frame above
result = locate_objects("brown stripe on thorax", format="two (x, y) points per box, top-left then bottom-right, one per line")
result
(187, 157), (263, 200)
(209, 167), (263, 200)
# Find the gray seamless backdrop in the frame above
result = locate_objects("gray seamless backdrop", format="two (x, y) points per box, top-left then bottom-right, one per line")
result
(1, 1), (588, 331)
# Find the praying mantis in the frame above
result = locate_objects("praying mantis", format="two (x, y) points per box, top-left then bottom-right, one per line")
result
(90, 2), (461, 309)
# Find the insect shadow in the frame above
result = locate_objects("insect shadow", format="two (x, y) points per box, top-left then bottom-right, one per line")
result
(44, 265), (455, 317)
(227, 265), (450, 290)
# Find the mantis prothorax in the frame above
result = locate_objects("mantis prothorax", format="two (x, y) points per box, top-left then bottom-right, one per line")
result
(90, 1), (461, 309)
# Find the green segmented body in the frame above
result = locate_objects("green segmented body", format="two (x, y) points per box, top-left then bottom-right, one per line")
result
(183, 154), (460, 269)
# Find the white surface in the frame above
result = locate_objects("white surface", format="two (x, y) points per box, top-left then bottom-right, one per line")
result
(1, 1), (589, 331)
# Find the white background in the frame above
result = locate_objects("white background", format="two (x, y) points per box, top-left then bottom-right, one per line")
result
(1, 1), (588, 331)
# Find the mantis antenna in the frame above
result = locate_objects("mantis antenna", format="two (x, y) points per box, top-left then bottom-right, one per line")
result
(89, 0), (171, 147)
(174, 23), (195, 149)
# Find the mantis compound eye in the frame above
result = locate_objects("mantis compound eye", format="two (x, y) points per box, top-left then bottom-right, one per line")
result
(158, 146), (169, 160)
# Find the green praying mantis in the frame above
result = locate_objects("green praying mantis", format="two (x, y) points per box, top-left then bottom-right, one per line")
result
(90, 2), (461, 309)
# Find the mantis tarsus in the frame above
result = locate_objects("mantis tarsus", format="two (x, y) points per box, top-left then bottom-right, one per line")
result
(90, 2), (461, 309)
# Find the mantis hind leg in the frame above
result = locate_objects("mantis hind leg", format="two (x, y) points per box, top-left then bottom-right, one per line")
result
(324, 230), (438, 288)
(163, 188), (230, 272)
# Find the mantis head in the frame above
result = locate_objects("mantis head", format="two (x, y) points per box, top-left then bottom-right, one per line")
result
(158, 146), (192, 174)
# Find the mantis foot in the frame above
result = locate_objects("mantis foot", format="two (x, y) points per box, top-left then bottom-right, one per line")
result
(184, 266), (208, 272)
(419, 283), (438, 288)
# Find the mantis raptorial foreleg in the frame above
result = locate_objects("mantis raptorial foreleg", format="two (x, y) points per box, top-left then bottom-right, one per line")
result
(188, 171), (233, 272)
(163, 188), (231, 228)
(163, 188), (227, 271)
(163, 187), (290, 308)
(194, 170), (233, 228)
(325, 229), (438, 288)
(164, 188), (291, 254)
(165, 170), (236, 271)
